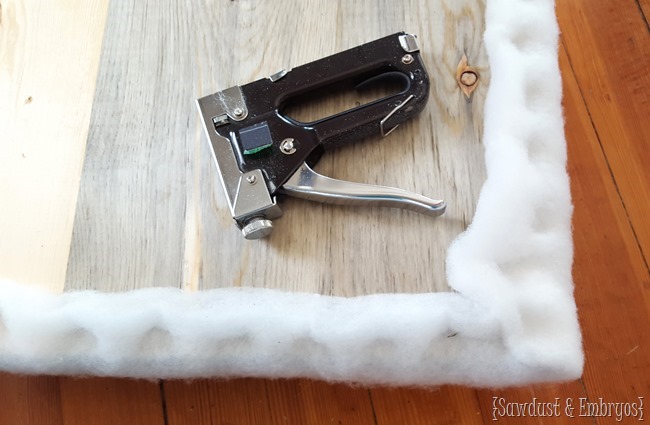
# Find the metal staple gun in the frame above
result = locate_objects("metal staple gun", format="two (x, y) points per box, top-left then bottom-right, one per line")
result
(197, 32), (446, 239)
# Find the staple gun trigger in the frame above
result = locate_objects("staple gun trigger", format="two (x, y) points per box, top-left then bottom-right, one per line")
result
(280, 162), (446, 217)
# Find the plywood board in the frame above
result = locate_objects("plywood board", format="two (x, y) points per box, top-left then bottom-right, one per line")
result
(0, 0), (109, 292)
(63, 0), (489, 295)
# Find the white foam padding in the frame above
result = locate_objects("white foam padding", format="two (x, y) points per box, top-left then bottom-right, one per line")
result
(0, 0), (582, 386)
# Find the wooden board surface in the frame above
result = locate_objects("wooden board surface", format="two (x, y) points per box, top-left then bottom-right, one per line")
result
(1, 0), (649, 424)
(63, 0), (489, 295)
(0, 0), (108, 290)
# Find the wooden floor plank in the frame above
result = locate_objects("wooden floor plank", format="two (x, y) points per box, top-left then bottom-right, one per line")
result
(476, 383), (591, 424)
(58, 378), (165, 425)
(556, 0), (650, 267)
(558, 3), (650, 411)
(264, 379), (376, 425)
(637, 0), (650, 27)
(559, 37), (649, 414)
(163, 378), (272, 425)
(0, 373), (63, 425)
(164, 378), (376, 425)
(371, 385), (482, 425)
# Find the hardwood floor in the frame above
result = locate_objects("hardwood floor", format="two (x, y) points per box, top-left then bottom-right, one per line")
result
(1, 1), (648, 424)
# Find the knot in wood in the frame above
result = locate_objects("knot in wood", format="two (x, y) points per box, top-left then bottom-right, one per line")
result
(456, 54), (480, 99)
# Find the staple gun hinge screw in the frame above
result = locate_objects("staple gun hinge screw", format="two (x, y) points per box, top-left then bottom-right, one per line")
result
(246, 175), (257, 185)
(233, 107), (245, 117)
(401, 54), (414, 64)
(280, 138), (297, 154)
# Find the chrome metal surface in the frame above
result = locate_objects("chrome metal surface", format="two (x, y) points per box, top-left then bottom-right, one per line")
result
(196, 93), (282, 232)
(203, 86), (248, 125)
(196, 97), (242, 206)
(268, 69), (289, 82)
(401, 54), (414, 64)
(280, 162), (446, 217)
(212, 114), (229, 127)
(380, 94), (415, 136)
(241, 218), (274, 240)
(280, 138), (297, 155)
(398, 34), (419, 52)
(232, 170), (282, 222)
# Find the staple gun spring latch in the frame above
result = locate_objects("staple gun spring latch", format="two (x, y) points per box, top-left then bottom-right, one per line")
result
(196, 32), (446, 239)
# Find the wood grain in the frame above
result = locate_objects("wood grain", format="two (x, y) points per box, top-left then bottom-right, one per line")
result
(0, 375), (166, 425)
(557, 0), (650, 268)
(164, 378), (377, 425)
(476, 383), (592, 425)
(0, 0), (108, 292)
(638, 0), (650, 27)
(263, 379), (376, 424)
(371, 385), (483, 424)
(556, 9), (650, 413)
(0, 373), (63, 425)
(64, 0), (489, 295)
(58, 378), (165, 425)
(163, 378), (271, 425)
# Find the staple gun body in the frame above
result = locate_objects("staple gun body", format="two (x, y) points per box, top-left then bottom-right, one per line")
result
(197, 32), (445, 239)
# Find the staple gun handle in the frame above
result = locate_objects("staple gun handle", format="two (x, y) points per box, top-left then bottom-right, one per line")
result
(276, 32), (430, 150)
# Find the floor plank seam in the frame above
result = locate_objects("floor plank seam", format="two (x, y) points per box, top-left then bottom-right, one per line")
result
(475, 389), (492, 425)
(578, 378), (598, 425)
(633, 0), (650, 31)
(367, 389), (379, 425)
(560, 37), (650, 276)
(159, 381), (170, 425)
(263, 380), (273, 422)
